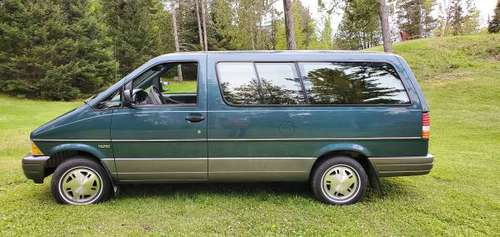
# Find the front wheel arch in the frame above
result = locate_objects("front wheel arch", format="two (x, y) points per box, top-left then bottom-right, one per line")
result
(45, 150), (118, 194)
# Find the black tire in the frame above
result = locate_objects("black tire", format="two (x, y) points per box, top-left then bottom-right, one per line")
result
(311, 156), (368, 205)
(51, 157), (112, 205)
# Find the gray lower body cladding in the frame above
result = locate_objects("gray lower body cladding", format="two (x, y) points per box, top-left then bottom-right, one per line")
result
(369, 154), (434, 177)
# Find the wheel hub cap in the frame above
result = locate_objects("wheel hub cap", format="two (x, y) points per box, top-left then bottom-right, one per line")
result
(60, 167), (102, 204)
(321, 165), (360, 202)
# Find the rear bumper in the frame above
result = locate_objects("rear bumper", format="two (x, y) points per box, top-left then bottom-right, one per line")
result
(369, 154), (434, 177)
(22, 154), (50, 183)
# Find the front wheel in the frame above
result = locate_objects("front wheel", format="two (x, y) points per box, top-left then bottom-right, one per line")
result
(311, 156), (368, 205)
(51, 157), (112, 205)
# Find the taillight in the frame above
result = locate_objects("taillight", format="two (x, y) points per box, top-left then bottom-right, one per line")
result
(422, 112), (430, 139)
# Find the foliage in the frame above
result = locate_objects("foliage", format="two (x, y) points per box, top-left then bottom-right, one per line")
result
(101, 0), (174, 77)
(435, 0), (480, 36)
(315, 16), (334, 49)
(0, 0), (116, 100)
(335, 0), (381, 49)
(0, 0), (493, 101)
(275, 0), (318, 49)
(208, 0), (237, 50)
(488, 0), (500, 33)
(1, 35), (500, 235)
(394, 0), (437, 38)
(177, 0), (203, 51)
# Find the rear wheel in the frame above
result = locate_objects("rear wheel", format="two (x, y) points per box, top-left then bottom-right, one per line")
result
(51, 157), (112, 205)
(311, 156), (368, 205)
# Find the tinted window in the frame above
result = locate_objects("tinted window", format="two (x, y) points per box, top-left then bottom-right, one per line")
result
(217, 62), (305, 105)
(299, 62), (410, 104)
(255, 63), (304, 104)
(217, 63), (261, 105)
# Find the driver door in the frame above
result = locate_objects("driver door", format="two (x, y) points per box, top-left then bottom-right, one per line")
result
(111, 61), (207, 182)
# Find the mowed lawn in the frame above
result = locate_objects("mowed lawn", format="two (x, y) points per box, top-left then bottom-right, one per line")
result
(0, 35), (499, 236)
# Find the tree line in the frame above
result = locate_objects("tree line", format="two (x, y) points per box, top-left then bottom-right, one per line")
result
(0, 0), (498, 100)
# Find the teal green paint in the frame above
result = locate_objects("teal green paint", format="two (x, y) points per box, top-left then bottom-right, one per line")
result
(26, 51), (432, 183)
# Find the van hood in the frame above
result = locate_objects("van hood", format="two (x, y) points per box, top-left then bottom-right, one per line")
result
(30, 104), (102, 140)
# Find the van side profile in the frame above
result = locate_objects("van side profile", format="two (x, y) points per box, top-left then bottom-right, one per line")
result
(22, 51), (433, 205)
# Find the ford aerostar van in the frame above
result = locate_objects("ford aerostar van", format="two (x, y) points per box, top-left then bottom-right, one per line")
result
(22, 51), (433, 205)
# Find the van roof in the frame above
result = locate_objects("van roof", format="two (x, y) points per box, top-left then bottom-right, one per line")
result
(164, 50), (394, 57)
(152, 50), (403, 63)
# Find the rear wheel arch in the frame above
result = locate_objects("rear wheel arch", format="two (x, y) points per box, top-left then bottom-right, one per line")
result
(310, 156), (369, 204)
(310, 150), (379, 190)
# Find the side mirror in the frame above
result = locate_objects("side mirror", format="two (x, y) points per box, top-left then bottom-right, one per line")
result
(123, 89), (148, 106)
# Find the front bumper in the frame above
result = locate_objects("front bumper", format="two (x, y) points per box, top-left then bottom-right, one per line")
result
(22, 154), (50, 183)
(369, 154), (434, 177)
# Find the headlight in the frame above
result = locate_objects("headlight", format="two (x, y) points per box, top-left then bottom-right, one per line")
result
(31, 142), (44, 156)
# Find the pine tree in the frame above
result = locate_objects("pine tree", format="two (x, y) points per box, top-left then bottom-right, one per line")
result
(336, 0), (381, 50)
(316, 16), (333, 49)
(0, 0), (115, 100)
(448, 0), (464, 35)
(463, 0), (480, 34)
(176, 0), (201, 51)
(102, 0), (174, 77)
(489, 0), (500, 33)
(395, 0), (436, 38)
(292, 0), (316, 49)
(445, 0), (479, 36)
(209, 0), (236, 50)
(275, 0), (316, 49)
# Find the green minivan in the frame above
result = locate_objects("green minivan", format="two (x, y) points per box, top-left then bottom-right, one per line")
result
(22, 51), (433, 205)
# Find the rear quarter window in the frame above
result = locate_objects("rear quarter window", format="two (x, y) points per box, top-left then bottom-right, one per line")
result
(299, 62), (410, 105)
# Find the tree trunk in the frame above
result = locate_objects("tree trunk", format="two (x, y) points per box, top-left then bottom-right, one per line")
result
(171, 1), (183, 81)
(201, 0), (208, 51)
(377, 0), (392, 52)
(418, 0), (425, 38)
(194, 0), (204, 50)
(271, 9), (276, 50)
(283, 0), (296, 50)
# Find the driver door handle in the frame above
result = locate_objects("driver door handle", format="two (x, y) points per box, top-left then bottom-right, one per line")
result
(185, 113), (205, 123)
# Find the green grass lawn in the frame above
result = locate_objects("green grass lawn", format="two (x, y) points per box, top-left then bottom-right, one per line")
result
(1, 34), (499, 236)
(163, 80), (197, 93)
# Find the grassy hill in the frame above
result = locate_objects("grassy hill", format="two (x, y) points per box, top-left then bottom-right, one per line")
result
(1, 34), (499, 236)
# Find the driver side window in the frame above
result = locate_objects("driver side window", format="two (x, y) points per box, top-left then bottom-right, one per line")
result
(129, 62), (198, 106)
